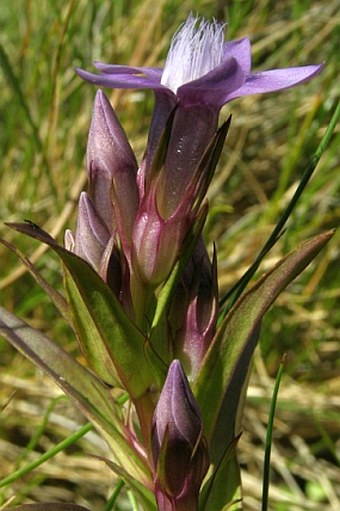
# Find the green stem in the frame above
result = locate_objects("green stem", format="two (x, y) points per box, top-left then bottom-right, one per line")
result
(0, 422), (93, 488)
(103, 479), (125, 511)
(131, 277), (156, 333)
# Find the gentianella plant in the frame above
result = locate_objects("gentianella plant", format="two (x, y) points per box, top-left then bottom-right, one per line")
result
(0, 14), (333, 511)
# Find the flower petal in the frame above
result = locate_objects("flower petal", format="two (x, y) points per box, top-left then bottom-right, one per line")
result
(223, 37), (251, 75)
(76, 65), (165, 90)
(177, 57), (245, 107)
(95, 63), (163, 79)
(224, 64), (324, 102)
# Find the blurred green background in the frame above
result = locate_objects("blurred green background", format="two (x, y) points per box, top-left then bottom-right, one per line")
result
(0, 1), (339, 510)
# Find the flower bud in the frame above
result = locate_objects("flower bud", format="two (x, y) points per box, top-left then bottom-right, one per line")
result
(87, 90), (139, 248)
(132, 183), (191, 286)
(151, 360), (209, 510)
(72, 192), (110, 269)
(170, 239), (218, 379)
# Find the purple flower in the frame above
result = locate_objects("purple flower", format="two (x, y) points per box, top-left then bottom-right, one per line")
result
(151, 360), (209, 511)
(77, 15), (323, 216)
(77, 15), (322, 108)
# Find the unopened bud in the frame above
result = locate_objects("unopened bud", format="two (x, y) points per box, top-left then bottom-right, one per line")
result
(151, 360), (209, 510)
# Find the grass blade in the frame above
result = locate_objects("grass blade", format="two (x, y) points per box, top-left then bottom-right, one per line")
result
(0, 42), (54, 191)
(219, 100), (340, 318)
(0, 422), (93, 489)
(0, 43), (43, 152)
(261, 355), (286, 511)
(103, 480), (126, 511)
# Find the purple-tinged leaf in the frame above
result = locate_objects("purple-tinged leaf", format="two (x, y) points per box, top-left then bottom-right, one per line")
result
(199, 434), (241, 511)
(194, 230), (334, 509)
(6, 222), (154, 398)
(62, 266), (122, 388)
(0, 238), (69, 322)
(196, 230), (334, 442)
(61, 256), (154, 397)
(0, 306), (150, 486)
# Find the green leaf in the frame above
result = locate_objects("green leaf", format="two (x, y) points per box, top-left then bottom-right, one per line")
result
(0, 306), (150, 487)
(6, 222), (154, 399)
(62, 266), (121, 388)
(195, 230), (334, 509)
(199, 436), (242, 511)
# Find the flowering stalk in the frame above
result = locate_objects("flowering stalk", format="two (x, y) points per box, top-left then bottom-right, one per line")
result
(0, 13), (331, 511)
(71, 12), (324, 373)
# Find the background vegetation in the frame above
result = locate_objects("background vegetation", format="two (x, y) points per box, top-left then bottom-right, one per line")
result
(0, 0), (339, 509)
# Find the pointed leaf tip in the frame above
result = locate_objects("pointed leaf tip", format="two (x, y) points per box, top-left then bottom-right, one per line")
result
(5, 221), (155, 398)
(6, 221), (57, 245)
(194, 229), (334, 508)
(197, 228), (335, 444)
(0, 237), (69, 321)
